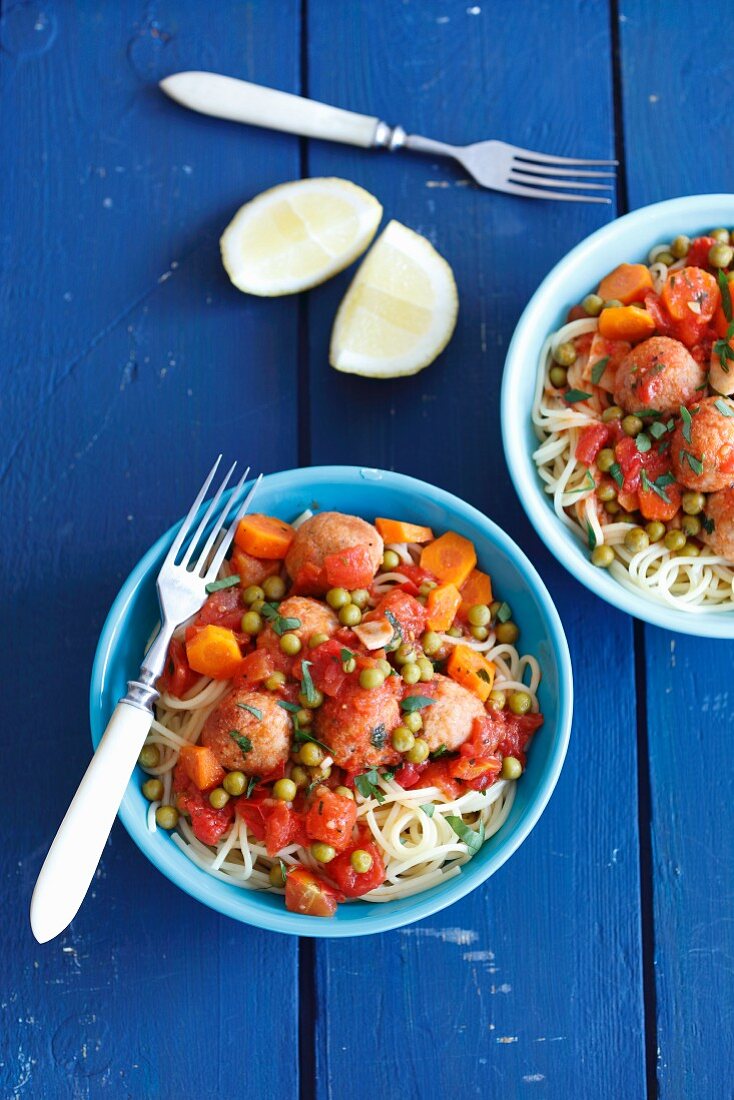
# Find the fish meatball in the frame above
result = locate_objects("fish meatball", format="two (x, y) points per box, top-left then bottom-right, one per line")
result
(285, 511), (383, 593)
(613, 336), (706, 416)
(403, 673), (485, 752)
(257, 596), (338, 670)
(670, 396), (734, 492)
(313, 678), (401, 770)
(700, 487), (734, 562)
(201, 688), (291, 776)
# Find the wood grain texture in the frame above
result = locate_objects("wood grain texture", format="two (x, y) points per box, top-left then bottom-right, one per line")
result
(1, 3), (302, 1097)
(305, 2), (645, 1096)
(619, 2), (734, 1095)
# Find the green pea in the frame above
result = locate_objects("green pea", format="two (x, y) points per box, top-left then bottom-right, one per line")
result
(350, 588), (370, 610)
(502, 756), (523, 780)
(709, 243), (733, 269)
(382, 549), (400, 570)
(656, 251), (675, 266)
(241, 610), (263, 635)
(311, 842), (336, 863)
(601, 405), (624, 423)
(350, 849), (373, 874)
(223, 771), (247, 797)
(243, 585), (264, 605)
(495, 622), (519, 644)
(470, 625), (489, 641)
(326, 587), (351, 609)
(291, 765), (309, 789)
(419, 581), (438, 597)
(597, 448), (616, 473)
(269, 863), (287, 887)
(509, 690), (532, 716)
(603, 298), (624, 310)
(308, 763), (332, 782)
(421, 631), (442, 656)
(549, 365), (568, 388)
(342, 656), (357, 674)
(447, 626), (463, 638)
(401, 662), (421, 685)
(142, 778), (164, 802)
(262, 575), (286, 601)
(359, 667), (385, 690)
(681, 515), (701, 537)
(417, 657), (434, 682)
(582, 293), (604, 317)
(155, 805), (179, 829)
(391, 725), (415, 753)
(406, 738), (430, 764)
(273, 778), (297, 802)
(624, 526), (650, 554)
(280, 632), (302, 656)
(339, 603), (362, 627)
(553, 341), (577, 367)
(264, 671), (287, 691)
(250, 599), (265, 613)
(681, 491), (706, 516)
(670, 234), (690, 259)
(395, 642), (416, 665)
(683, 541), (700, 557)
(308, 632), (329, 649)
(209, 787), (230, 809)
(591, 545), (615, 568)
(711, 228), (731, 244)
(664, 529), (687, 552)
(467, 604), (491, 627)
(597, 483), (617, 503)
(296, 708), (313, 726)
(335, 785), (355, 800)
(604, 500), (621, 515)
(298, 688), (324, 710)
(403, 712), (423, 733)
(299, 742), (323, 767)
(622, 414), (644, 437)
(488, 690), (506, 711)
(645, 521), (666, 543)
(138, 744), (160, 769)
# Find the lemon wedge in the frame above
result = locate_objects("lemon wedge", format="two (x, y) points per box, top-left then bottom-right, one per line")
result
(329, 219), (458, 379)
(220, 178), (382, 297)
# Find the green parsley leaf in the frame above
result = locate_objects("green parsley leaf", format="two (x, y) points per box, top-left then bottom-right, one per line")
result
(718, 268), (733, 322)
(419, 803), (435, 818)
(640, 469), (675, 504)
(340, 647), (355, 663)
(229, 730), (253, 755)
(585, 519), (597, 552)
(636, 433), (652, 453)
(680, 449), (704, 476)
(431, 744), (450, 759)
(496, 601), (513, 623)
(260, 602), (302, 636)
(715, 398), (734, 417)
(354, 767), (388, 804)
(276, 858), (288, 886)
(680, 405), (693, 443)
(567, 468), (596, 494)
(400, 695), (436, 714)
(713, 334), (734, 374)
(205, 574), (241, 594)
(236, 702), (263, 721)
(384, 609), (403, 652)
(633, 408), (663, 419)
(701, 514), (715, 534)
(293, 727), (332, 753)
(446, 816), (486, 856)
(369, 724), (387, 749)
(276, 700), (301, 714)
(590, 356), (609, 385)
(608, 462), (624, 488)
(563, 389), (593, 404)
(300, 659), (318, 706)
(246, 775), (259, 798)
(649, 420), (668, 440)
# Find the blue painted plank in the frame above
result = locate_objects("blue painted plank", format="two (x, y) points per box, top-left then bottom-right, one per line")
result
(1, 4), (302, 1097)
(305, 1), (646, 1096)
(619, 2), (734, 1095)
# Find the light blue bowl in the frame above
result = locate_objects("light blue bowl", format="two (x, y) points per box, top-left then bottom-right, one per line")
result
(502, 194), (734, 639)
(90, 466), (572, 937)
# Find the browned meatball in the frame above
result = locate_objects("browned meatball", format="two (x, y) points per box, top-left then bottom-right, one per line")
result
(613, 336), (706, 416)
(700, 487), (734, 562)
(404, 674), (485, 752)
(285, 511), (383, 593)
(670, 396), (734, 492)
(313, 678), (401, 771)
(201, 688), (290, 776)
(257, 596), (338, 670)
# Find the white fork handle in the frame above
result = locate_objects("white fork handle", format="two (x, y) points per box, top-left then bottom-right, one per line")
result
(30, 701), (152, 943)
(160, 71), (381, 148)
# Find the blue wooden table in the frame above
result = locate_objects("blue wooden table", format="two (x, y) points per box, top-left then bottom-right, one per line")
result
(3, 2), (732, 1096)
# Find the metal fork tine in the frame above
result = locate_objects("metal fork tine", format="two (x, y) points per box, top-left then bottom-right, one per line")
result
(513, 150), (618, 167)
(162, 455), (223, 568)
(205, 473), (263, 582)
(499, 180), (611, 204)
(192, 466), (250, 577)
(510, 162), (615, 179)
(510, 170), (613, 192)
(180, 460), (238, 569)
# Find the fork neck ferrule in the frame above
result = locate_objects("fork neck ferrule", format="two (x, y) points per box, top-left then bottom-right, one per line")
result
(373, 121), (407, 150)
(123, 676), (160, 713)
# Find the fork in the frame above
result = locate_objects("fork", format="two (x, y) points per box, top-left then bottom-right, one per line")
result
(30, 457), (262, 944)
(160, 71), (616, 204)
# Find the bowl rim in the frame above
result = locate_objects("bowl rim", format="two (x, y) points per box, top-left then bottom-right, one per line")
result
(90, 464), (573, 937)
(502, 193), (734, 639)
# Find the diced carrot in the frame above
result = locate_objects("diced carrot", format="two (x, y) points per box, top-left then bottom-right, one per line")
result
(598, 304), (656, 343)
(375, 517), (435, 544)
(638, 481), (681, 522)
(617, 489), (639, 513)
(446, 644), (495, 703)
(186, 624), (243, 679)
(230, 546), (280, 588)
(459, 569), (493, 614)
(598, 262), (654, 305)
(235, 514), (295, 559)
(420, 532), (477, 589)
(179, 744), (226, 791)
(425, 583), (462, 632)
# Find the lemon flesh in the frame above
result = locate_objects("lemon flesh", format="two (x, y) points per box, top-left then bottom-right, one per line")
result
(329, 220), (458, 379)
(220, 178), (383, 297)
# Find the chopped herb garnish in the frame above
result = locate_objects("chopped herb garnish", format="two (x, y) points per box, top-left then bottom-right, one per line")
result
(585, 519), (597, 552)
(354, 766), (389, 804)
(680, 448), (704, 476)
(205, 574), (241, 594)
(419, 803), (435, 818)
(369, 724), (387, 749)
(340, 647), (355, 663)
(608, 462), (624, 488)
(384, 609), (403, 652)
(641, 469), (675, 504)
(260, 602), (302, 636)
(431, 744), (450, 759)
(400, 695), (436, 714)
(718, 268), (733, 322)
(713, 323), (734, 374)
(636, 433), (652, 453)
(293, 727), (331, 752)
(568, 468), (595, 494)
(300, 659), (318, 706)
(236, 702), (263, 721)
(446, 816), (486, 855)
(633, 408), (663, 419)
(276, 858), (288, 886)
(715, 398), (734, 418)
(591, 356), (609, 385)
(496, 601), (513, 623)
(564, 389), (593, 404)
(246, 775), (259, 798)
(229, 731), (253, 755)
(649, 420), (668, 440)
(680, 405), (693, 443)
(701, 514), (715, 534)
(276, 700), (301, 714)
